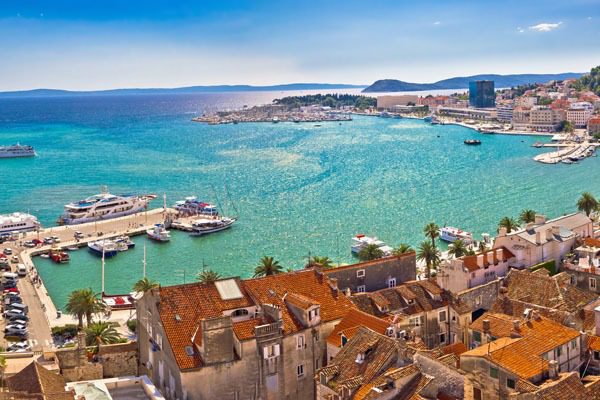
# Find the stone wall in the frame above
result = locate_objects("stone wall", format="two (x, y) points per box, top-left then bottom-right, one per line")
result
(453, 279), (502, 313)
(98, 342), (138, 378)
(413, 353), (464, 399)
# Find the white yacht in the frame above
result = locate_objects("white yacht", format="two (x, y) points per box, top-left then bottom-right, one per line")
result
(58, 187), (156, 225)
(0, 144), (35, 158)
(88, 240), (119, 258)
(147, 224), (171, 242)
(189, 217), (236, 236)
(174, 196), (219, 216)
(439, 226), (473, 244)
(0, 213), (41, 235)
(351, 234), (393, 256)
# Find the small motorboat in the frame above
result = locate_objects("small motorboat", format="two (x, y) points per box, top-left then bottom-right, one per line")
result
(50, 249), (70, 263)
(189, 217), (236, 237)
(464, 139), (482, 145)
(147, 224), (171, 242)
(88, 240), (119, 258)
(115, 235), (135, 249)
(39, 253), (50, 259)
(532, 142), (544, 148)
(66, 246), (79, 251)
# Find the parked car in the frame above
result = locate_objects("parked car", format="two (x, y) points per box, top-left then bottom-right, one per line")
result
(7, 341), (31, 352)
(4, 287), (20, 294)
(17, 264), (27, 277)
(23, 241), (36, 248)
(2, 281), (17, 289)
(4, 296), (23, 305)
(74, 231), (84, 239)
(4, 332), (28, 340)
(43, 237), (53, 245)
(9, 303), (28, 314)
(7, 314), (28, 322)
(31, 239), (42, 245)
(5, 323), (27, 332)
(3, 248), (12, 255)
(10, 255), (19, 263)
(4, 309), (25, 318)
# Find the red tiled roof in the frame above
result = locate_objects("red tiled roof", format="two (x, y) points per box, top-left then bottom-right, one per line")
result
(327, 308), (391, 347)
(284, 292), (319, 310)
(323, 253), (415, 274)
(232, 317), (266, 341)
(588, 335), (600, 351)
(6, 362), (71, 400)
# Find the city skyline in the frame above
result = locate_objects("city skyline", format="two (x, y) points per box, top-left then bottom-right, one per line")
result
(0, 0), (598, 91)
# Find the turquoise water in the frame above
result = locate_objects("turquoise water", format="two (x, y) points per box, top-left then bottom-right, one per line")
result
(1, 93), (598, 310)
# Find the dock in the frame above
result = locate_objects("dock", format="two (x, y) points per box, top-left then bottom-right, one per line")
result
(533, 143), (598, 164)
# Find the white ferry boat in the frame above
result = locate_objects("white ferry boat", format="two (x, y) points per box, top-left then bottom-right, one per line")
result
(0, 144), (36, 158)
(88, 240), (119, 258)
(351, 234), (393, 256)
(174, 196), (219, 216)
(57, 187), (156, 225)
(189, 217), (236, 236)
(0, 213), (41, 235)
(439, 226), (473, 244)
(147, 224), (171, 242)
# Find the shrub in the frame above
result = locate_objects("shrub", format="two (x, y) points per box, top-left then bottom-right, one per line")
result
(530, 259), (557, 275)
(51, 324), (79, 337)
(127, 319), (137, 333)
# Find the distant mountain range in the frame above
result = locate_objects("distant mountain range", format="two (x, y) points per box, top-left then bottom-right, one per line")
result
(0, 83), (366, 98)
(362, 73), (584, 93)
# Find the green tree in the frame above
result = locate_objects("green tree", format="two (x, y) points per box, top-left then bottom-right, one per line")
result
(358, 244), (384, 262)
(197, 269), (222, 283)
(417, 241), (440, 279)
(423, 222), (440, 248)
(392, 243), (414, 256)
(85, 321), (122, 348)
(305, 256), (334, 269)
(519, 209), (536, 224)
(0, 355), (6, 388)
(498, 216), (519, 233)
(253, 256), (283, 277)
(448, 239), (467, 258)
(577, 192), (598, 217)
(132, 277), (159, 293)
(65, 288), (105, 328)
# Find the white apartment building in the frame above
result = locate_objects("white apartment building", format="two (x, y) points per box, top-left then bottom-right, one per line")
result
(566, 102), (594, 128)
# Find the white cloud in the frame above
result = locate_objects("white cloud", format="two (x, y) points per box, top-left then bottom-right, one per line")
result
(433, 21), (441, 25)
(528, 22), (562, 32)
(517, 27), (525, 33)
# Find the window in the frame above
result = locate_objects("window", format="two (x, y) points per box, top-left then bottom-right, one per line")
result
(475, 295), (482, 306)
(297, 364), (305, 379)
(594, 351), (600, 361)
(410, 317), (421, 327)
(507, 378), (516, 389)
(320, 374), (327, 385)
(357, 269), (365, 278)
(473, 387), (482, 400)
(388, 277), (396, 288)
(570, 275), (576, 285)
(473, 331), (482, 343)
(490, 366), (499, 379)
(439, 333), (446, 344)
(296, 334), (305, 349)
(556, 346), (562, 358)
(438, 310), (447, 323)
(232, 309), (249, 317)
(357, 285), (366, 293)
(571, 339), (577, 350)
(590, 278), (597, 290)
(341, 335), (348, 346)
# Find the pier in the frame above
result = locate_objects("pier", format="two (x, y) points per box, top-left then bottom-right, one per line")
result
(533, 142), (598, 164)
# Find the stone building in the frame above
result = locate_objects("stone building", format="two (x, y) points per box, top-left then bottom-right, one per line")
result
(6, 361), (73, 400)
(136, 269), (355, 400)
(492, 213), (592, 269)
(563, 237), (600, 294)
(349, 279), (472, 348)
(323, 253), (416, 294)
(461, 312), (584, 399)
(437, 247), (514, 293)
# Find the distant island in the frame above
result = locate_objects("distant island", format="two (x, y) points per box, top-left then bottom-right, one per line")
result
(362, 73), (584, 93)
(0, 83), (366, 98)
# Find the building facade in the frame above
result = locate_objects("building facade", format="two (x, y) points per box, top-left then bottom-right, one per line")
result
(469, 80), (495, 108)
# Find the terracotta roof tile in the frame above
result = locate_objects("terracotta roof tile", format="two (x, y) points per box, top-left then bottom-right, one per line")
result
(327, 308), (391, 347)
(322, 253), (415, 274)
(284, 292), (319, 310)
(232, 317), (268, 341)
(533, 372), (590, 399)
(588, 335), (600, 351)
(6, 362), (71, 400)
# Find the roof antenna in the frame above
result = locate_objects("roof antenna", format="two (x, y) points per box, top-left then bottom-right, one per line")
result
(191, 323), (201, 344)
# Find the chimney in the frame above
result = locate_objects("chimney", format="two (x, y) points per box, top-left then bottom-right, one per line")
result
(551, 226), (560, 236)
(498, 227), (507, 237)
(329, 278), (339, 298)
(77, 331), (87, 364)
(513, 320), (521, 331)
(535, 214), (546, 224)
(545, 228), (553, 241)
(548, 360), (558, 379)
(532, 310), (541, 321)
(535, 231), (542, 244)
(595, 306), (600, 336)
(477, 254), (484, 268)
(482, 319), (490, 334)
(526, 222), (534, 231)
(314, 268), (324, 283)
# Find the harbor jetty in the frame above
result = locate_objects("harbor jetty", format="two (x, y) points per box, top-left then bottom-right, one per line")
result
(533, 142), (597, 164)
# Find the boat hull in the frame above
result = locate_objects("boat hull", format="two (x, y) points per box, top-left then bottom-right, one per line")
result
(87, 246), (118, 258)
(59, 206), (146, 225)
(190, 223), (233, 236)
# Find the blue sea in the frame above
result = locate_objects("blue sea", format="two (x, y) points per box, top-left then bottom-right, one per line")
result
(0, 90), (597, 309)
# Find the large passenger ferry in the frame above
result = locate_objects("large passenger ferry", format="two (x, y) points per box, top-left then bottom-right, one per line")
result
(57, 187), (156, 225)
(0, 144), (36, 158)
(0, 213), (41, 235)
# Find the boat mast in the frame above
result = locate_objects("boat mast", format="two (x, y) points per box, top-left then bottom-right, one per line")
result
(143, 244), (147, 278)
(101, 247), (105, 295)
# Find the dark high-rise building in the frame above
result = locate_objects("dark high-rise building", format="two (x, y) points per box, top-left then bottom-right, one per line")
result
(469, 80), (495, 108)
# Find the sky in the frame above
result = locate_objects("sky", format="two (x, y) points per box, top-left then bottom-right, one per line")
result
(0, 0), (599, 91)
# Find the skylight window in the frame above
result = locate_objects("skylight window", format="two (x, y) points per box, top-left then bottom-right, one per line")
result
(215, 279), (244, 300)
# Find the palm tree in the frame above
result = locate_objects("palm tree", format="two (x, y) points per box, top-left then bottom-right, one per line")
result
(392, 243), (414, 256)
(197, 269), (222, 284)
(305, 256), (334, 269)
(65, 288), (104, 328)
(577, 192), (598, 217)
(417, 241), (440, 278)
(358, 244), (384, 262)
(132, 277), (159, 293)
(478, 241), (487, 254)
(85, 321), (122, 348)
(498, 216), (519, 233)
(519, 209), (536, 224)
(448, 239), (467, 258)
(253, 256), (283, 277)
(423, 222), (440, 248)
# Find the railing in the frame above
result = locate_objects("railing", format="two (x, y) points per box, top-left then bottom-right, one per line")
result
(564, 261), (600, 276)
(255, 321), (282, 337)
